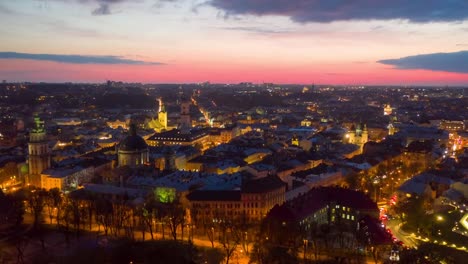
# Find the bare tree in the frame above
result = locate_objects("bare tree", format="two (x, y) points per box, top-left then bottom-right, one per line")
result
(95, 197), (113, 236)
(141, 198), (158, 240)
(26, 188), (47, 230)
(207, 225), (215, 248)
(13, 235), (29, 264)
(218, 221), (241, 264)
(166, 201), (185, 241)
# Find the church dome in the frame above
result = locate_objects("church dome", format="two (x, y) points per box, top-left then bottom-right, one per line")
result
(119, 124), (148, 152)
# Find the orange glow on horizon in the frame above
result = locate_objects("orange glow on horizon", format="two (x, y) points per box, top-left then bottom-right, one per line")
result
(1, 59), (467, 85)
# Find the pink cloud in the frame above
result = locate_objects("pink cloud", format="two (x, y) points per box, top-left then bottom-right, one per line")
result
(1, 59), (467, 85)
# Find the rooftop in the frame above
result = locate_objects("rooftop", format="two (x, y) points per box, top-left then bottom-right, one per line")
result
(128, 171), (242, 192)
(267, 186), (378, 222)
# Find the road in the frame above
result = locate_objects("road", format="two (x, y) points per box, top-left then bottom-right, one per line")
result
(385, 218), (418, 248)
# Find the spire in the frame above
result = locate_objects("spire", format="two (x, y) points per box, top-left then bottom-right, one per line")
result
(158, 97), (166, 113)
(356, 123), (362, 132)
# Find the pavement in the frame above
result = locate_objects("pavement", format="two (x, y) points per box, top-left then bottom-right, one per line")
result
(385, 219), (418, 248)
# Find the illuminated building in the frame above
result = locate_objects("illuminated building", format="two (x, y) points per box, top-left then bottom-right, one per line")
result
(383, 104), (392, 115)
(440, 120), (465, 132)
(301, 119), (313, 127)
(41, 165), (93, 191)
(107, 118), (130, 129)
(291, 134), (299, 146)
(148, 98), (168, 132)
(41, 158), (111, 191)
(266, 187), (379, 228)
(52, 117), (82, 126)
(187, 174), (286, 224)
(347, 123), (368, 153)
(146, 128), (209, 149)
(208, 124), (241, 145)
(28, 115), (51, 187)
(396, 124), (448, 147)
(158, 99), (168, 130)
(117, 124), (149, 167)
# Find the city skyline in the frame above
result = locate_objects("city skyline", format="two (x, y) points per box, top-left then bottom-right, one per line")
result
(1, 0), (468, 85)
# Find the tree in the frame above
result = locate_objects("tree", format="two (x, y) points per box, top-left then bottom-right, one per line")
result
(218, 221), (241, 264)
(306, 221), (321, 261)
(393, 195), (427, 231)
(399, 243), (457, 264)
(249, 215), (300, 264)
(26, 188), (47, 230)
(166, 200), (186, 241)
(140, 196), (158, 240)
(207, 224), (215, 248)
(0, 162), (18, 186)
(0, 189), (24, 231)
(94, 197), (113, 236)
(13, 235), (29, 264)
(45, 188), (62, 225)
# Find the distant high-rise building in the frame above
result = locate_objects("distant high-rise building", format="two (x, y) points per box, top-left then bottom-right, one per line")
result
(28, 115), (50, 187)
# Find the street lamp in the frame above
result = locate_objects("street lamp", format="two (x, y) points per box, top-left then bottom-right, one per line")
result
(303, 239), (308, 262)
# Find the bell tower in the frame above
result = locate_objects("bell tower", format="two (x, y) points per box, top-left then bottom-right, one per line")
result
(157, 98), (168, 131)
(28, 115), (50, 187)
(179, 96), (191, 131)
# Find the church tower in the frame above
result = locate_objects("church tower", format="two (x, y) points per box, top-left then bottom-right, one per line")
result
(28, 115), (50, 187)
(361, 124), (369, 144)
(388, 116), (398, 135)
(291, 134), (299, 146)
(179, 96), (191, 131)
(347, 123), (368, 153)
(157, 98), (168, 131)
(348, 125), (356, 144)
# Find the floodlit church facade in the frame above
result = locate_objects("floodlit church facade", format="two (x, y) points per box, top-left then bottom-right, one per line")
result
(348, 123), (369, 152)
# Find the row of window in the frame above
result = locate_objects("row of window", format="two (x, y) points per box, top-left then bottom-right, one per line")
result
(198, 209), (263, 217)
(193, 200), (281, 210)
(29, 145), (48, 155)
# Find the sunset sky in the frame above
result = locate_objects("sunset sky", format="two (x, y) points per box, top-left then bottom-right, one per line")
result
(1, 0), (468, 85)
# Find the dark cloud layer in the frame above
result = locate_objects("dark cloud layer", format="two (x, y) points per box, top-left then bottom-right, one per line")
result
(0, 52), (163, 65)
(92, 3), (112, 15)
(64, 0), (172, 15)
(208, 0), (468, 23)
(378, 51), (468, 73)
